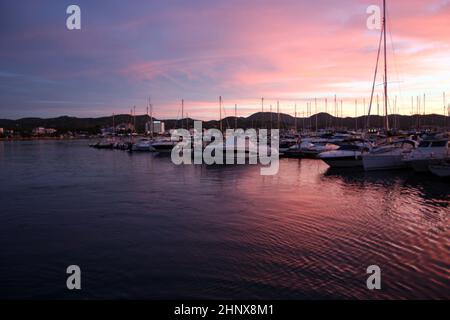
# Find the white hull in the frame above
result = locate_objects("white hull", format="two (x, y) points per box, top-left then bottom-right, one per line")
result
(321, 156), (363, 168)
(319, 147), (366, 168)
(363, 154), (408, 171)
(322, 157), (363, 168)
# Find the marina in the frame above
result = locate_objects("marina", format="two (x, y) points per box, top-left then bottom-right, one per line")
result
(0, 0), (449, 303)
(87, 127), (450, 177)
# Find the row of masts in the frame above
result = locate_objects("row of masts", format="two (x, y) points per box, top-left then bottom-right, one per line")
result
(111, 90), (448, 134)
(112, 91), (448, 135)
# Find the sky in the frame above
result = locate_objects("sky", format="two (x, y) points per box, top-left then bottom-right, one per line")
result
(0, 0), (449, 120)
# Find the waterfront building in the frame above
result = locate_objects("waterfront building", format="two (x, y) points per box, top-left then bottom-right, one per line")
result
(146, 121), (165, 135)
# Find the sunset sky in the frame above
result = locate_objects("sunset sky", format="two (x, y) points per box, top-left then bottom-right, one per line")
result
(0, 0), (449, 120)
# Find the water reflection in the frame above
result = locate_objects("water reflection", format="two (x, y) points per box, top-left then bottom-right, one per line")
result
(0, 140), (448, 299)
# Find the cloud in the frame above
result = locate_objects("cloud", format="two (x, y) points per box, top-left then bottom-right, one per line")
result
(0, 0), (449, 119)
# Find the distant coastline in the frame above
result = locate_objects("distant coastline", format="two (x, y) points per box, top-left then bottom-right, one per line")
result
(0, 112), (448, 138)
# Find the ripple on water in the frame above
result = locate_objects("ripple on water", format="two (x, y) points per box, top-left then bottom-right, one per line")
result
(0, 140), (448, 299)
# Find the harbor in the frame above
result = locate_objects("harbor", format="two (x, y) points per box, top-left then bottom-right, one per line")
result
(86, 113), (450, 178)
(0, 0), (449, 303)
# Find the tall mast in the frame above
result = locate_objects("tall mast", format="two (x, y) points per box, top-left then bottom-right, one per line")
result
(270, 104), (273, 130)
(235, 104), (238, 130)
(423, 93), (426, 115)
(133, 106), (136, 133)
(334, 95), (337, 129)
(377, 94), (380, 127)
(294, 103), (297, 132)
(150, 97), (153, 137)
(146, 98), (149, 135)
(277, 100), (280, 130)
(417, 96), (420, 129)
(394, 95), (397, 130)
(315, 97), (318, 132)
(219, 96), (223, 132)
(181, 99), (184, 129)
(383, 0), (389, 130)
(444, 92), (447, 128)
(423, 93), (426, 127)
(261, 97), (265, 129)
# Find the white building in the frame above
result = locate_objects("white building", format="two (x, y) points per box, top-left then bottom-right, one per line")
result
(33, 127), (46, 135)
(32, 127), (57, 136)
(146, 121), (165, 134)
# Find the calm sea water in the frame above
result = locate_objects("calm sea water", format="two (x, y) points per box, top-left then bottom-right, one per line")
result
(0, 140), (448, 299)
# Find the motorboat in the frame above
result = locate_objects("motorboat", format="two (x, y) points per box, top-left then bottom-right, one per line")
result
(362, 139), (417, 171)
(284, 142), (339, 159)
(403, 139), (449, 172)
(318, 143), (371, 168)
(278, 138), (298, 155)
(152, 138), (178, 152)
(90, 138), (115, 149)
(133, 138), (155, 152)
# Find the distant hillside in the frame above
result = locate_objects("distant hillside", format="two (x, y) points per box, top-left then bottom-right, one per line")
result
(0, 112), (448, 133)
